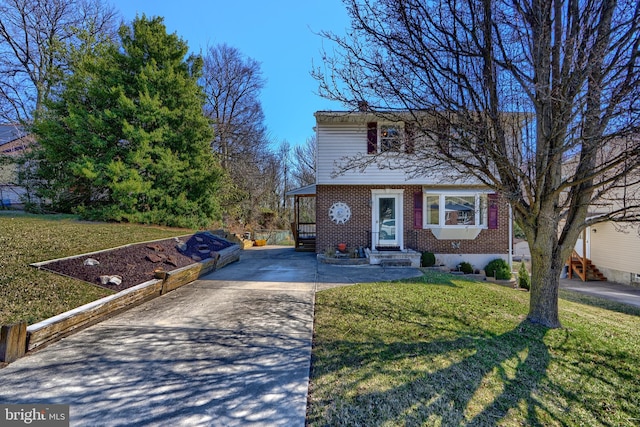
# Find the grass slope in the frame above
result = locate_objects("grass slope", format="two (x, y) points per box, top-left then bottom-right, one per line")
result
(0, 212), (191, 325)
(308, 272), (640, 426)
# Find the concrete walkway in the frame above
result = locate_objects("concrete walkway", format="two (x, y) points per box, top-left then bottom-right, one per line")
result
(0, 246), (422, 427)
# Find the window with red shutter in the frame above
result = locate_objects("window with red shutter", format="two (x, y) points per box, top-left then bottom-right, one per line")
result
(488, 193), (499, 229)
(405, 122), (415, 154)
(413, 191), (423, 229)
(367, 122), (377, 154)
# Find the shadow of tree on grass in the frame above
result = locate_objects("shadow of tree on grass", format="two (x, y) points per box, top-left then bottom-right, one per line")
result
(309, 320), (558, 426)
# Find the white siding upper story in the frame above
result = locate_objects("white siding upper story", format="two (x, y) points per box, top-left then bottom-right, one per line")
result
(316, 123), (422, 185)
(315, 111), (482, 186)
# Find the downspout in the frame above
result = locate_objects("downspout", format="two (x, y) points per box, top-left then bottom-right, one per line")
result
(582, 228), (587, 281)
(508, 204), (513, 271)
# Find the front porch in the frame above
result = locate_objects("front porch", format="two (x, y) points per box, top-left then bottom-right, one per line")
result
(366, 247), (422, 267)
(317, 247), (421, 267)
(286, 184), (316, 252)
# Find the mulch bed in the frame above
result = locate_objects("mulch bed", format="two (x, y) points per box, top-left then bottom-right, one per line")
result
(39, 233), (234, 292)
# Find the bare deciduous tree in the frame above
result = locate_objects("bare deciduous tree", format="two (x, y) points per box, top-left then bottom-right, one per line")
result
(202, 43), (282, 227)
(291, 135), (317, 188)
(314, 0), (640, 327)
(0, 0), (119, 122)
(289, 135), (317, 224)
(202, 43), (268, 169)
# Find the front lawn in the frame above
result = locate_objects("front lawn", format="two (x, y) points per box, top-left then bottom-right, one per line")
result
(0, 212), (192, 325)
(308, 272), (640, 426)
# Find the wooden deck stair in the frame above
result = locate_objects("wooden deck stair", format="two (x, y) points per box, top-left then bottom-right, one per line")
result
(291, 222), (316, 252)
(568, 250), (607, 281)
(296, 238), (316, 252)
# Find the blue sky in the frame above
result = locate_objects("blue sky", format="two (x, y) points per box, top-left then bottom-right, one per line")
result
(110, 0), (351, 147)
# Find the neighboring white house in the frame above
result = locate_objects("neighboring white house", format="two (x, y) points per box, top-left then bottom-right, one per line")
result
(583, 222), (640, 286)
(570, 138), (640, 286)
(575, 180), (640, 286)
(308, 110), (513, 270)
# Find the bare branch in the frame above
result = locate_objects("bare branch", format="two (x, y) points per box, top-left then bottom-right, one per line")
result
(0, 0), (119, 122)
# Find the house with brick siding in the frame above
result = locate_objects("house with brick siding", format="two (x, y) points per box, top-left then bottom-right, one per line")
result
(308, 110), (512, 270)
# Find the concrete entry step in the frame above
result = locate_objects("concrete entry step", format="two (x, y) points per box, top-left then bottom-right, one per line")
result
(381, 259), (412, 267)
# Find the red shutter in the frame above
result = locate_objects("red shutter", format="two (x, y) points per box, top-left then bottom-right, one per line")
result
(367, 122), (377, 154)
(414, 191), (423, 229)
(488, 193), (499, 229)
(405, 122), (415, 154)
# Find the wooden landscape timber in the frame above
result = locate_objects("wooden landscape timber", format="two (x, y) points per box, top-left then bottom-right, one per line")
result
(1, 243), (241, 362)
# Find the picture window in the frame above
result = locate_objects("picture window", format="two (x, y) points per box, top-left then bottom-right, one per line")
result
(425, 192), (488, 228)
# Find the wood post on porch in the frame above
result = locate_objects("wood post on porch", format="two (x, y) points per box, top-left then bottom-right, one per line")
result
(286, 185), (316, 252)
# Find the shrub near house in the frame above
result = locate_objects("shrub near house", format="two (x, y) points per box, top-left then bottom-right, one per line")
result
(421, 251), (436, 267)
(518, 262), (531, 290)
(459, 261), (473, 274)
(485, 258), (512, 280)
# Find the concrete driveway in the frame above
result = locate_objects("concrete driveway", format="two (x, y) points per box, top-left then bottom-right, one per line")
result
(560, 278), (640, 308)
(0, 246), (422, 426)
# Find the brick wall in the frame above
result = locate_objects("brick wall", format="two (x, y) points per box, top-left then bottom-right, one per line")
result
(316, 184), (510, 254)
(316, 185), (373, 252)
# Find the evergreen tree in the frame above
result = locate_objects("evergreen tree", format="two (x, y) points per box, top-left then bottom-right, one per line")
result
(32, 16), (223, 228)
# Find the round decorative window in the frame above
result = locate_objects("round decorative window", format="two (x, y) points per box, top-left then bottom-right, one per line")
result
(329, 202), (351, 225)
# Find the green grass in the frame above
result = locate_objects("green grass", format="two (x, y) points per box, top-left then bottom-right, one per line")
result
(0, 212), (192, 325)
(308, 272), (640, 426)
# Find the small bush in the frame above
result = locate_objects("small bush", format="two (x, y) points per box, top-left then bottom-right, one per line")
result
(459, 261), (474, 274)
(324, 247), (335, 258)
(421, 251), (436, 267)
(518, 261), (531, 290)
(485, 258), (512, 280)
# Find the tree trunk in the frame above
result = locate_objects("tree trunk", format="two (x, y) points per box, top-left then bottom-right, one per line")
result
(528, 240), (564, 328)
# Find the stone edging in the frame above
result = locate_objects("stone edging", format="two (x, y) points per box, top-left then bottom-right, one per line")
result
(1, 240), (241, 363)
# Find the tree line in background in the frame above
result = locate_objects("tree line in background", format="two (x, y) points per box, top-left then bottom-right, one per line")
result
(0, 0), (316, 230)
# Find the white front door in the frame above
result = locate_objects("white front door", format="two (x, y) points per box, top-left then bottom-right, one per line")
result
(372, 190), (404, 249)
(575, 227), (591, 259)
